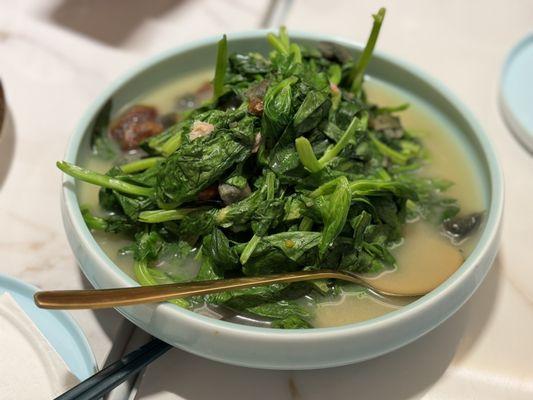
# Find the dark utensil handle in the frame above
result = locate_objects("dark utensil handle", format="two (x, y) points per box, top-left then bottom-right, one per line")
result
(55, 338), (171, 400)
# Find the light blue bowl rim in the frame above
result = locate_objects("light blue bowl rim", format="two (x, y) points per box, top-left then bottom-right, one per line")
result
(62, 29), (504, 339)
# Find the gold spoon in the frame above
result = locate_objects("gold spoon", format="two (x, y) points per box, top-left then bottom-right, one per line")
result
(34, 269), (428, 310)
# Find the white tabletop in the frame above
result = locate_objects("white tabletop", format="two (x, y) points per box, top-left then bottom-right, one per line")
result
(1, 1), (532, 399)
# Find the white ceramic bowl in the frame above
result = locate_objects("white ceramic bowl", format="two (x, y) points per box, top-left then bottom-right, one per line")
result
(61, 31), (503, 369)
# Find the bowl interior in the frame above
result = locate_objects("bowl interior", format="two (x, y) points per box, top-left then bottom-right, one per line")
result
(66, 31), (500, 334)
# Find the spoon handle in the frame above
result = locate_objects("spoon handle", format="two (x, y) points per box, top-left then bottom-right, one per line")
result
(34, 269), (361, 310)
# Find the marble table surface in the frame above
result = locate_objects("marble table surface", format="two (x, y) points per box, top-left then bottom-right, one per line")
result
(0, 0), (270, 382)
(1, 1), (532, 399)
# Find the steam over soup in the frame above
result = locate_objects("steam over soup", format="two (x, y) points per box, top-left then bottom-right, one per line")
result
(63, 10), (485, 328)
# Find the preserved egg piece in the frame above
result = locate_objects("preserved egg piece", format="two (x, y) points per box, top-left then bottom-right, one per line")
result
(197, 185), (220, 202)
(218, 183), (251, 205)
(443, 212), (483, 243)
(369, 114), (403, 139)
(248, 97), (264, 116)
(109, 105), (164, 150)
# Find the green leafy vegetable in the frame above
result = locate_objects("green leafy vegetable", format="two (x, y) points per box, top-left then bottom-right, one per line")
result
(316, 176), (351, 256)
(119, 157), (164, 174)
(213, 35), (228, 100)
(262, 77), (296, 146)
(56, 9), (478, 329)
(90, 99), (118, 160)
(347, 8), (386, 95)
(292, 90), (331, 134)
(155, 126), (255, 208)
(203, 228), (240, 271)
(57, 161), (154, 197)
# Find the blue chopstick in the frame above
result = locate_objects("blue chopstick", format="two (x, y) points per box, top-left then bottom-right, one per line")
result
(55, 338), (171, 400)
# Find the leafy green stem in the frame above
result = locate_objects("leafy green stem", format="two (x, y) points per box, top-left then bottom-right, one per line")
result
(81, 207), (107, 230)
(290, 43), (302, 63)
(296, 113), (368, 173)
(160, 131), (183, 157)
(279, 26), (290, 50)
(57, 161), (154, 197)
(295, 137), (322, 173)
(348, 8), (386, 94)
(310, 176), (347, 198)
(310, 175), (414, 200)
(119, 157), (164, 173)
(369, 133), (409, 165)
(318, 176), (351, 256)
(298, 216), (313, 231)
(134, 259), (157, 286)
(328, 64), (342, 86)
(134, 259), (188, 308)
(267, 30), (290, 54)
(377, 103), (409, 114)
(213, 34), (228, 100)
(138, 209), (199, 223)
(239, 234), (261, 264)
(350, 179), (415, 199)
(266, 171), (276, 200)
(267, 26), (302, 63)
(318, 112), (368, 165)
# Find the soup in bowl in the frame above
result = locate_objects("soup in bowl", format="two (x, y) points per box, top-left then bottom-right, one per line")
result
(59, 11), (502, 369)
